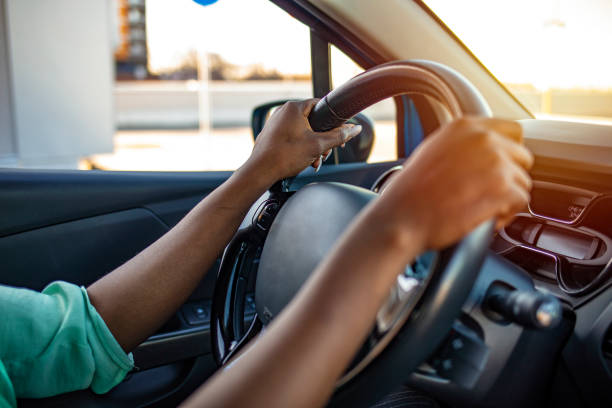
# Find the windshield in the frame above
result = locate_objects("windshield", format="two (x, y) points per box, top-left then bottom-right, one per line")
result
(423, 0), (612, 124)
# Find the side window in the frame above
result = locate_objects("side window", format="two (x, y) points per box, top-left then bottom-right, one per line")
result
(330, 46), (398, 163)
(1, 0), (312, 171)
(93, 0), (314, 171)
(1, 0), (404, 171)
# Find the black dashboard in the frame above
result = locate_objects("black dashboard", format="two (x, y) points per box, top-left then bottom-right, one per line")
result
(483, 120), (612, 407)
(372, 119), (612, 407)
(493, 181), (612, 301)
(493, 181), (612, 408)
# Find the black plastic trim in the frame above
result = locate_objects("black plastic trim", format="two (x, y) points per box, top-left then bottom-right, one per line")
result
(134, 327), (212, 371)
(271, 0), (388, 69)
(310, 29), (332, 98)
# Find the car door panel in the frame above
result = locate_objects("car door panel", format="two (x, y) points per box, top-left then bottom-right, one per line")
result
(0, 163), (399, 289)
(0, 208), (167, 290)
(19, 357), (218, 408)
(0, 169), (232, 237)
(0, 170), (230, 407)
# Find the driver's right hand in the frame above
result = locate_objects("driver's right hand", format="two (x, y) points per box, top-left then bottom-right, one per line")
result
(374, 117), (533, 253)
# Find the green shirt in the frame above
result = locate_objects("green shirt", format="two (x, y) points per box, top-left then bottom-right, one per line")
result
(0, 281), (134, 407)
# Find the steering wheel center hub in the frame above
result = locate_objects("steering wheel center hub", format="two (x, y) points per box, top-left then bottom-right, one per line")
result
(255, 182), (376, 322)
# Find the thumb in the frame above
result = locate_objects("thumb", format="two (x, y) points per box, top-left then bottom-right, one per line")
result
(316, 124), (362, 152)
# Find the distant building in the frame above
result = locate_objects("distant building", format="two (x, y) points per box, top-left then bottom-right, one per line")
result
(0, 0), (114, 168)
(115, 0), (149, 80)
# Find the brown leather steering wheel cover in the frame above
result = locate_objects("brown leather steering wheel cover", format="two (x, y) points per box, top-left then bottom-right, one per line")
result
(307, 59), (491, 132)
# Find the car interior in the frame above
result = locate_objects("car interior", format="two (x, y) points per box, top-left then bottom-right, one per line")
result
(0, 0), (610, 407)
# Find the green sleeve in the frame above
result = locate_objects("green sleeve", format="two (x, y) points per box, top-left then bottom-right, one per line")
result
(0, 281), (134, 399)
(0, 361), (16, 408)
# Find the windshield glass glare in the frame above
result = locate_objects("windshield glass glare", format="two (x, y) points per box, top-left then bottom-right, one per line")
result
(424, 0), (612, 125)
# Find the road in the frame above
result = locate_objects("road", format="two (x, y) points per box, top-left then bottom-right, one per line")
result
(87, 122), (397, 171)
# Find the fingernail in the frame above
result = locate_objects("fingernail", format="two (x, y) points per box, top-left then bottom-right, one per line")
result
(343, 125), (362, 142)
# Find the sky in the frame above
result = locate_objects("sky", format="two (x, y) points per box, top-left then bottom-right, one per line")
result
(146, 0), (311, 75)
(145, 0), (612, 90)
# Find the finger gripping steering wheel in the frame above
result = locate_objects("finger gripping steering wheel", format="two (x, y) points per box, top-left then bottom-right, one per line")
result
(211, 60), (493, 408)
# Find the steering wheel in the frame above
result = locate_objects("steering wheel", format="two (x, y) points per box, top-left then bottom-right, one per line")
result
(211, 60), (494, 407)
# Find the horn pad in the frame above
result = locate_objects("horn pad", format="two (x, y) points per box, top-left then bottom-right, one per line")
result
(255, 182), (376, 323)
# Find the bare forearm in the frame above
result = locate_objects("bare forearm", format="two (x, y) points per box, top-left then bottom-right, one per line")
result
(88, 160), (275, 351)
(182, 202), (421, 408)
(86, 98), (359, 353)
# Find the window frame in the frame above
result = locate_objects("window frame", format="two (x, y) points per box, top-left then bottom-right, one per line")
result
(279, 0), (422, 160)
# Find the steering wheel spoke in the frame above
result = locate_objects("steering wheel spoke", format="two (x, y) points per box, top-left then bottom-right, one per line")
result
(221, 314), (263, 366)
(211, 190), (292, 365)
(376, 275), (422, 334)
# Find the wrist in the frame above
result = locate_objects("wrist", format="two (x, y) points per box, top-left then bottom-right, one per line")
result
(362, 200), (428, 263)
(235, 156), (279, 190)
